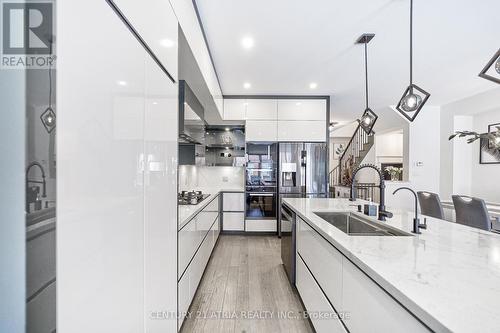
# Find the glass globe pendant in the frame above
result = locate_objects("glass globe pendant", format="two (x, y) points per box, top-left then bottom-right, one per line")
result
(495, 58), (500, 74)
(400, 89), (422, 112)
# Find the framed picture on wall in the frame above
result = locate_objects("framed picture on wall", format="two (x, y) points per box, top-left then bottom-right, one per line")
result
(487, 123), (500, 149)
(480, 123), (500, 164)
(333, 143), (345, 160)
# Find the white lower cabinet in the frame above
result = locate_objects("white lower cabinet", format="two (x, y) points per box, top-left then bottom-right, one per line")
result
(297, 218), (342, 310)
(342, 258), (429, 333)
(245, 219), (277, 232)
(178, 217), (220, 329)
(296, 255), (347, 333)
(223, 212), (245, 231)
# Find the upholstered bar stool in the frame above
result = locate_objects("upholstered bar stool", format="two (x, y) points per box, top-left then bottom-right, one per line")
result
(452, 195), (491, 231)
(417, 191), (445, 219)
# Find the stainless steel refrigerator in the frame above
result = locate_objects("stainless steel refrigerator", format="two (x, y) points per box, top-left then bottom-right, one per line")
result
(278, 142), (327, 237)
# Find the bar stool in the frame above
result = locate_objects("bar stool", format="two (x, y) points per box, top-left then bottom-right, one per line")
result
(452, 195), (491, 231)
(417, 191), (445, 219)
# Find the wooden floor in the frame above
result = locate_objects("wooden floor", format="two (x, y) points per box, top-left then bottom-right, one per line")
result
(180, 235), (314, 333)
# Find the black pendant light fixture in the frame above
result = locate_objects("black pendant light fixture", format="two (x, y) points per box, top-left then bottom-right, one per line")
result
(395, 0), (430, 122)
(478, 48), (500, 84)
(356, 33), (378, 135)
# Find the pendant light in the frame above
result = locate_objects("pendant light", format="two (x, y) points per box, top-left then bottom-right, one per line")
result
(395, 0), (430, 122)
(356, 33), (378, 135)
(478, 48), (500, 84)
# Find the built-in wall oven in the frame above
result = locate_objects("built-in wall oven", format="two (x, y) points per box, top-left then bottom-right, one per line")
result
(245, 143), (278, 231)
(281, 203), (296, 284)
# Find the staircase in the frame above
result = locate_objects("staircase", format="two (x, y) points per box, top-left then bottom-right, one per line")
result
(329, 123), (374, 191)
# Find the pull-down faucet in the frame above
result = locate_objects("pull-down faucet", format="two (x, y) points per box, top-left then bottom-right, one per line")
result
(349, 164), (393, 221)
(392, 187), (427, 234)
(26, 162), (47, 213)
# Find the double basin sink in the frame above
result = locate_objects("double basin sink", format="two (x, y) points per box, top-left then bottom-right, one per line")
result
(314, 212), (411, 236)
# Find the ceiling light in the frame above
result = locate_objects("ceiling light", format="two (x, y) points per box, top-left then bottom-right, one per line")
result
(395, 0), (430, 122)
(478, 48), (500, 84)
(117, 80), (127, 86)
(356, 33), (378, 135)
(225, 127), (230, 131)
(241, 36), (254, 49)
(243, 82), (251, 89)
(160, 38), (175, 48)
(296, 102), (302, 106)
(309, 82), (318, 89)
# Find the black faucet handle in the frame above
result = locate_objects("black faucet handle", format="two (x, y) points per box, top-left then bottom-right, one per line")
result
(380, 210), (393, 219)
(420, 218), (427, 230)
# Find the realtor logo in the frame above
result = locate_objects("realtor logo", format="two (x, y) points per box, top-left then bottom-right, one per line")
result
(1, 1), (55, 69)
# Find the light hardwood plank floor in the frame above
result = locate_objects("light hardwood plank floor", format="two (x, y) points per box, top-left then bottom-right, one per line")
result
(180, 235), (314, 333)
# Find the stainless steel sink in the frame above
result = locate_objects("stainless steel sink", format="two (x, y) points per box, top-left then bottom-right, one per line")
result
(314, 212), (412, 236)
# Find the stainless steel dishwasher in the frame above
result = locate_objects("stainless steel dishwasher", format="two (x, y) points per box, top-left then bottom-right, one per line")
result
(281, 203), (296, 284)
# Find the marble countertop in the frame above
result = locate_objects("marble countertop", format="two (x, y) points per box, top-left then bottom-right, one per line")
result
(283, 197), (500, 333)
(178, 187), (244, 229)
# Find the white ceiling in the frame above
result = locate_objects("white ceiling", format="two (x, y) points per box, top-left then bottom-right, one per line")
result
(195, 0), (500, 124)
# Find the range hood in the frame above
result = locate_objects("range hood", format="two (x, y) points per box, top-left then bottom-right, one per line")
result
(179, 80), (205, 144)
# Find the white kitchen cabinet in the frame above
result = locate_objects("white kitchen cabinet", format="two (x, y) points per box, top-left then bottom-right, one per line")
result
(277, 99), (326, 121)
(246, 120), (278, 142)
(169, 0), (223, 117)
(112, 0), (179, 79)
(277, 120), (325, 142)
(296, 255), (347, 333)
(342, 258), (429, 333)
(178, 271), (190, 328)
(223, 99), (246, 120)
(178, 217), (219, 329)
(223, 212), (245, 231)
(246, 99), (278, 120)
(223, 192), (245, 211)
(297, 218), (343, 310)
(245, 219), (277, 232)
(58, 0), (148, 331)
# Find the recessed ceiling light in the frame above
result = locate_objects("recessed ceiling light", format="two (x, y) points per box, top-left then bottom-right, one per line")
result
(152, 102), (158, 105)
(295, 102), (302, 106)
(225, 127), (230, 131)
(117, 80), (127, 86)
(309, 82), (318, 89)
(243, 82), (251, 89)
(241, 36), (254, 49)
(160, 38), (175, 48)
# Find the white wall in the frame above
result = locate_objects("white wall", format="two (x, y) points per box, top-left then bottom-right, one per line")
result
(179, 166), (244, 192)
(440, 87), (500, 203)
(471, 108), (500, 202)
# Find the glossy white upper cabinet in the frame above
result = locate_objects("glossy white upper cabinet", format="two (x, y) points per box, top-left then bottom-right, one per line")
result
(58, 0), (145, 331)
(278, 120), (325, 142)
(246, 121), (278, 142)
(143, 56), (178, 333)
(246, 99), (278, 120)
(277, 99), (326, 121)
(58, 0), (178, 331)
(223, 99), (246, 120)
(113, 0), (179, 80)
(169, 0), (223, 116)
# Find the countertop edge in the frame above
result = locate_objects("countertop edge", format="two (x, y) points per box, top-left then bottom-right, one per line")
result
(283, 199), (451, 333)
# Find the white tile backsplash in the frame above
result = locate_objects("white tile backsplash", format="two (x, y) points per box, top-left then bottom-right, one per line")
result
(178, 166), (244, 191)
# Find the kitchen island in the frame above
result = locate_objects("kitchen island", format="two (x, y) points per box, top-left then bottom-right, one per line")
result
(283, 198), (500, 333)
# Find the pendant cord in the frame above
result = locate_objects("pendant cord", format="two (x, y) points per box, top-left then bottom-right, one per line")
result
(409, 0), (413, 86)
(48, 39), (53, 109)
(364, 41), (369, 109)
